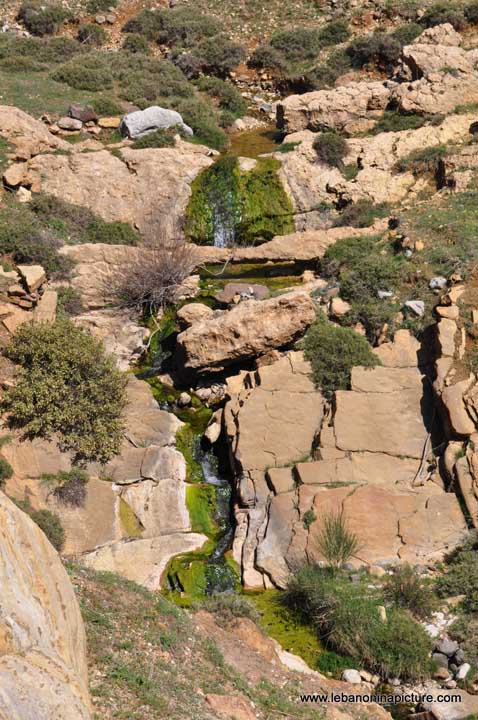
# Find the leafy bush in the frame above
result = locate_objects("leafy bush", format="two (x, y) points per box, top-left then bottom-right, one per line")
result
(194, 36), (246, 77)
(83, 219), (140, 245)
(301, 48), (352, 91)
(77, 24), (107, 47)
(383, 565), (437, 619)
(333, 200), (390, 228)
(392, 23), (423, 45)
(52, 53), (113, 91)
(449, 614), (478, 665)
(372, 111), (427, 135)
(86, 0), (117, 12)
(384, 0), (422, 20)
(270, 27), (321, 63)
(303, 315), (380, 396)
(316, 510), (359, 570)
(0, 203), (72, 278)
(465, 2), (478, 24)
(122, 33), (150, 54)
(347, 32), (402, 69)
(420, 2), (466, 29)
(42, 468), (89, 507)
(436, 538), (478, 612)
(18, 1), (71, 36)
(90, 95), (124, 116)
(313, 132), (348, 168)
(196, 77), (247, 118)
(318, 20), (350, 47)
(132, 129), (176, 149)
(248, 44), (286, 71)
(124, 7), (221, 47)
(0, 457), (13, 484)
(283, 567), (431, 681)
(56, 286), (84, 317)
(30, 508), (65, 550)
(396, 144), (448, 174)
(176, 97), (228, 151)
(1, 320), (127, 465)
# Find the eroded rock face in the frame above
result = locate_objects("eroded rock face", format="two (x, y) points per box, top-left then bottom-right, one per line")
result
(26, 141), (213, 239)
(175, 291), (316, 374)
(392, 71), (478, 115)
(0, 105), (69, 159)
(277, 82), (391, 134)
(225, 333), (467, 588)
(0, 492), (91, 720)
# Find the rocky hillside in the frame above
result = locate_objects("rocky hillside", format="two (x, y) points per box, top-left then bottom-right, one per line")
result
(3, 0), (478, 718)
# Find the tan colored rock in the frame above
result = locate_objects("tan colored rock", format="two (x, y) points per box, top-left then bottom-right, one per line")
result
(177, 302), (214, 327)
(0, 105), (69, 158)
(98, 116), (121, 128)
(393, 71), (478, 115)
(373, 329), (423, 367)
(436, 318), (458, 358)
(330, 297), (351, 317)
(351, 365), (423, 394)
(17, 264), (46, 292)
(266, 467), (295, 494)
(82, 533), (207, 590)
(3, 161), (28, 187)
(403, 43), (471, 78)
(176, 292), (316, 373)
(33, 289), (57, 323)
(73, 308), (148, 369)
(415, 24), (462, 47)
(27, 143), (213, 239)
(121, 477), (190, 537)
(277, 82), (391, 133)
(442, 378), (476, 436)
(0, 492), (91, 719)
(1, 305), (30, 333)
(436, 305), (459, 320)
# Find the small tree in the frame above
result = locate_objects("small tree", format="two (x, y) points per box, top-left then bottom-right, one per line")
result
(1, 319), (126, 465)
(313, 132), (349, 169)
(316, 510), (359, 571)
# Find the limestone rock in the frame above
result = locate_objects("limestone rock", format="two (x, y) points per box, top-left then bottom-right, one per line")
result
(0, 105), (69, 158)
(120, 106), (193, 139)
(176, 292), (316, 373)
(177, 302), (214, 327)
(277, 82), (391, 133)
(82, 533), (207, 590)
(442, 379), (476, 436)
(392, 72), (478, 115)
(58, 117), (83, 131)
(33, 289), (57, 323)
(0, 492), (91, 719)
(17, 264), (46, 292)
(216, 282), (269, 304)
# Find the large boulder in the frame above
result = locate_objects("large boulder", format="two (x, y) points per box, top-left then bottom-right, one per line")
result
(402, 24), (471, 79)
(277, 81), (391, 134)
(26, 141), (213, 240)
(120, 106), (193, 139)
(176, 291), (316, 373)
(0, 105), (69, 159)
(0, 492), (91, 719)
(392, 71), (478, 115)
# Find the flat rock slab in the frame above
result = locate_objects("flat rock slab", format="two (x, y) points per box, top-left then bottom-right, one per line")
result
(82, 532), (208, 590)
(121, 478), (190, 537)
(215, 283), (269, 304)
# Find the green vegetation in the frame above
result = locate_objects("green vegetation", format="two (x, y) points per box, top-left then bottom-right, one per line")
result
(383, 564), (437, 619)
(196, 592), (260, 623)
(2, 320), (127, 465)
(0, 457), (13, 485)
(77, 24), (107, 47)
(86, 0), (117, 12)
(333, 200), (391, 228)
(122, 33), (150, 55)
(41, 468), (89, 508)
(185, 156), (294, 246)
(18, 1), (72, 36)
(316, 510), (360, 571)
(195, 77), (247, 125)
(396, 144), (448, 174)
(420, 2), (466, 29)
(303, 315), (380, 396)
(56, 286), (84, 318)
(436, 538), (478, 612)
(313, 132), (348, 168)
(119, 498), (143, 539)
(347, 32), (402, 70)
(371, 111), (428, 135)
(132, 129), (176, 149)
(282, 566), (432, 681)
(12, 496), (66, 550)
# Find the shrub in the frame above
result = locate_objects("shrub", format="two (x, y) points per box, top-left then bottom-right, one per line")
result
(282, 567), (431, 681)
(172, 51), (203, 79)
(42, 468), (89, 507)
(56, 286), (84, 317)
(347, 32), (402, 69)
(318, 20), (350, 47)
(90, 95), (124, 116)
(30, 508), (65, 550)
(197, 592), (260, 623)
(313, 132), (348, 168)
(316, 510), (359, 570)
(196, 77), (247, 118)
(111, 235), (199, 314)
(420, 2), (466, 30)
(384, 0), (422, 20)
(303, 315), (380, 396)
(83, 219), (140, 245)
(449, 614), (478, 665)
(77, 24), (107, 47)
(18, 1), (71, 36)
(122, 33), (149, 54)
(1, 320), (127, 465)
(465, 2), (478, 24)
(86, 0), (117, 12)
(132, 129), (176, 149)
(270, 27), (321, 63)
(195, 37), (246, 77)
(176, 98), (228, 151)
(52, 54), (113, 91)
(383, 565), (437, 619)
(0, 203), (72, 278)
(392, 23), (423, 45)
(372, 111), (426, 135)
(333, 200), (390, 228)
(396, 144), (448, 173)
(436, 538), (478, 612)
(0, 457), (13, 484)
(156, 7), (222, 48)
(248, 44), (286, 71)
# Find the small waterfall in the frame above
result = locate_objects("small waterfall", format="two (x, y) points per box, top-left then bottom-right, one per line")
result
(210, 183), (240, 248)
